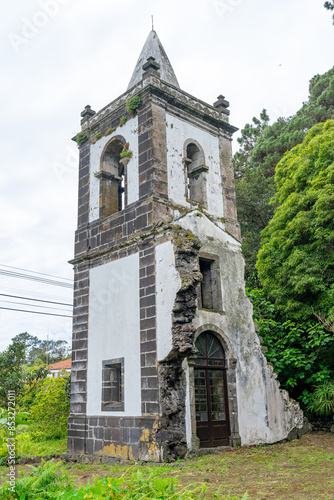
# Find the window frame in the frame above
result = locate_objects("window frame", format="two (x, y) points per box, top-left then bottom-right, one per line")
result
(198, 254), (223, 312)
(101, 357), (124, 412)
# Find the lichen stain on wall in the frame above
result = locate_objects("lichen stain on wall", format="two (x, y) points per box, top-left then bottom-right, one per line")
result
(139, 419), (163, 462)
(103, 443), (129, 460)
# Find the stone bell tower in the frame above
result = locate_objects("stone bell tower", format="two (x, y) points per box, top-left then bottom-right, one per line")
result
(67, 30), (306, 462)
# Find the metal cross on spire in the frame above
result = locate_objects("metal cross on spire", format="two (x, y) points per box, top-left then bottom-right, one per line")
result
(151, 15), (154, 31)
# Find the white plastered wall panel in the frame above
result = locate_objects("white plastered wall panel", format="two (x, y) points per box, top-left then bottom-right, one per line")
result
(155, 241), (181, 361)
(86, 253), (141, 416)
(165, 113), (224, 217)
(89, 116), (139, 222)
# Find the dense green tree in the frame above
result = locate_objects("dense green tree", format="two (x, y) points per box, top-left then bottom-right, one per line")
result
(257, 120), (334, 322)
(28, 339), (70, 365)
(233, 109), (270, 180)
(248, 288), (334, 409)
(0, 338), (26, 407)
(11, 333), (70, 365)
(234, 67), (334, 283)
(0, 338), (48, 408)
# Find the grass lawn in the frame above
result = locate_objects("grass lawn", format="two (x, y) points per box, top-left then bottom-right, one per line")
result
(0, 432), (333, 499)
(63, 432), (334, 499)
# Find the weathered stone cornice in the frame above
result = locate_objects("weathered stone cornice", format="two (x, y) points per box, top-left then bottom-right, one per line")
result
(76, 76), (238, 137)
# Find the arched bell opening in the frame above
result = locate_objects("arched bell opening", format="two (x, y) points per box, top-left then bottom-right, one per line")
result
(98, 137), (126, 217)
(183, 140), (208, 207)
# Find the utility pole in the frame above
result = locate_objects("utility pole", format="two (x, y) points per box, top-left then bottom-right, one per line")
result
(46, 333), (49, 365)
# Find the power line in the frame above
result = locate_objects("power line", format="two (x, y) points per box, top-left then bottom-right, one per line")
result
(0, 264), (73, 282)
(0, 299), (71, 313)
(0, 269), (73, 289)
(0, 293), (72, 307)
(0, 285), (72, 301)
(0, 306), (72, 318)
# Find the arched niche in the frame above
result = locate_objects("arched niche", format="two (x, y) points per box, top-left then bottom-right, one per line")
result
(183, 139), (208, 207)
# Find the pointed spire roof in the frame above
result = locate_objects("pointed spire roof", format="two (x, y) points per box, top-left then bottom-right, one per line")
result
(127, 30), (179, 90)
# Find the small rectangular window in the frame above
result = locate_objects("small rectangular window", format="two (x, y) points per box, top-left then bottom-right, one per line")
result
(198, 257), (222, 311)
(101, 357), (124, 411)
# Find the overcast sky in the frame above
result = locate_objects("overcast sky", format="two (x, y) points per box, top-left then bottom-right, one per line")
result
(0, 0), (333, 351)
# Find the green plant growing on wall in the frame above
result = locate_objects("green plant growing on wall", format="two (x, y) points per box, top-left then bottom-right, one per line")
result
(94, 131), (102, 141)
(126, 95), (143, 115)
(105, 127), (116, 136)
(119, 116), (127, 127)
(75, 132), (88, 146)
(120, 142), (133, 159)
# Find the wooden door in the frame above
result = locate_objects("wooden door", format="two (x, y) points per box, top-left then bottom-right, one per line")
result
(194, 332), (230, 447)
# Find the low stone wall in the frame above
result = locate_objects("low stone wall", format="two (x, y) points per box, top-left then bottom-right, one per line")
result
(309, 419), (334, 433)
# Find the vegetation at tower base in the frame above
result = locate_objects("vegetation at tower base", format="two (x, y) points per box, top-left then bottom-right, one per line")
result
(234, 66), (334, 284)
(0, 459), (250, 500)
(248, 287), (334, 410)
(308, 380), (334, 419)
(256, 120), (334, 323)
(29, 375), (70, 440)
(0, 333), (71, 461)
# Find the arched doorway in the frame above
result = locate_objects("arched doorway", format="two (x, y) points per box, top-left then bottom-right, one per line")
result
(194, 332), (230, 447)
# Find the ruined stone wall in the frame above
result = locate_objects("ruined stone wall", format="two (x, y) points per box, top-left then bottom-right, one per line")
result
(173, 210), (306, 447)
(156, 227), (201, 459)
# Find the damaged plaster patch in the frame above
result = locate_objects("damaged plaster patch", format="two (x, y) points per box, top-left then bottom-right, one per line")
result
(173, 209), (240, 248)
(158, 227), (201, 460)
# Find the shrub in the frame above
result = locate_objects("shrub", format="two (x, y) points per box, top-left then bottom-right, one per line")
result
(126, 95), (142, 115)
(247, 287), (334, 409)
(105, 127), (116, 136)
(29, 375), (70, 439)
(0, 459), (72, 499)
(76, 132), (88, 146)
(119, 116), (127, 127)
(308, 381), (334, 418)
(120, 143), (133, 159)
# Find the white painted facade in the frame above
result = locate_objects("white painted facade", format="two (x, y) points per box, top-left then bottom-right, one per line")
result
(165, 113), (224, 217)
(86, 253), (141, 416)
(89, 116), (139, 222)
(155, 241), (181, 361)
